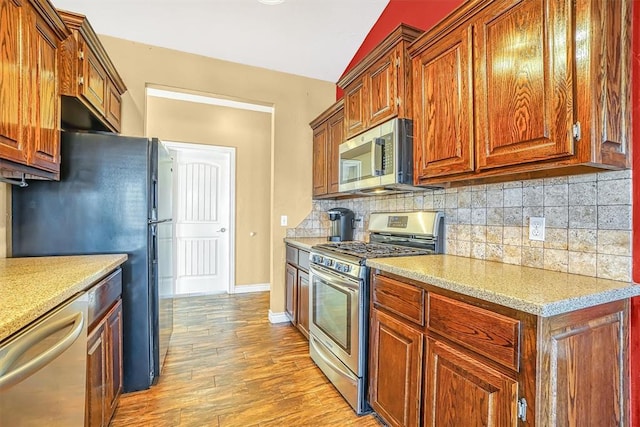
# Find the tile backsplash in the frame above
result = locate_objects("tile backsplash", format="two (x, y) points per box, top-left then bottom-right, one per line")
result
(287, 170), (632, 282)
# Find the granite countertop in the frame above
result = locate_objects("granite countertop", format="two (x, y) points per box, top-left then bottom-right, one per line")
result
(284, 237), (333, 251)
(0, 254), (128, 342)
(367, 255), (640, 317)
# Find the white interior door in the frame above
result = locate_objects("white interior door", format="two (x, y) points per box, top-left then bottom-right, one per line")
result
(168, 143), (235, 295)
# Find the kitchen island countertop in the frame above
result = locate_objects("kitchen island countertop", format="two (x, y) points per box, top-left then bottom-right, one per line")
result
(367, 254), (640, 317)
(0, 254), (128, 342)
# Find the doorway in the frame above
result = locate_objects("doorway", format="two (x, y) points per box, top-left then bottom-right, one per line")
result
(164, 141), (236, 295)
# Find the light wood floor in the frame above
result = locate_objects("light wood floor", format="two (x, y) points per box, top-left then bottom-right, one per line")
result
(111, 292), (383, 426)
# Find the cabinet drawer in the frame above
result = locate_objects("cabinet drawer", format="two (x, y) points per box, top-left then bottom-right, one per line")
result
(372, 274), (425, 326)
(286, 245), (298, 264)
(87, 269), (123, 329)
(298, 250), (310, 271)
(428, 294), (520, 371)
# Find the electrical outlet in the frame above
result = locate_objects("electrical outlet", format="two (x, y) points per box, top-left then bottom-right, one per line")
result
(529, 217), (545, 241)
(280, 215), (288, 226)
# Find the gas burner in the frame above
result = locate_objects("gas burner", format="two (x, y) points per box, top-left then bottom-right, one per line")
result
(315, 241), (434, 259)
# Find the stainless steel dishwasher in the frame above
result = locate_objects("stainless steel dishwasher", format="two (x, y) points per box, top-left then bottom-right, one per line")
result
(0, 292), (89, 426)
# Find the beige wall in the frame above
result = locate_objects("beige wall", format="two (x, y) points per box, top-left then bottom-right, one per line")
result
(98, 36), (335, 314)
(146, 96), (271, 287)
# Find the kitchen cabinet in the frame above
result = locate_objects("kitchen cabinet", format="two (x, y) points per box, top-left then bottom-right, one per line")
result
(285, 263), (298, 324)
(284, 244), (310, 339)
(297, 270), (310, 337)
(86, 270), (123, 427)
(58, 10), (127, 133)
(338, 24), (422, 140)
(369, 308), (422, 427)
(369, 270), (630, 426)
(424, 337), (518, 426)
(0, 0), (69, 180)
(309, 100), (343, 199)
(410, 0), (631, 186)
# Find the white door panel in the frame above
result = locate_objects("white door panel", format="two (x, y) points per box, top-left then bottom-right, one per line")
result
(168, 144), (234, 295)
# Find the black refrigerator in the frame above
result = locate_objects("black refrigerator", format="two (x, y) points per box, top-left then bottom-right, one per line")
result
(11, 131), (174, 393)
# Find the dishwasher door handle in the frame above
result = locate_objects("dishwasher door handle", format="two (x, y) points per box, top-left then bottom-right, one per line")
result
(0, 312), (85, 391)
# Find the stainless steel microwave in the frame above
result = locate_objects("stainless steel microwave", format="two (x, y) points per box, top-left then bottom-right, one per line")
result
(338, 118), (416, 194)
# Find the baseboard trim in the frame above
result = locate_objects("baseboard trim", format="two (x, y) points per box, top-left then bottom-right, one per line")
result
(233, 283), (270, 294)
(268, 310), (290, 324)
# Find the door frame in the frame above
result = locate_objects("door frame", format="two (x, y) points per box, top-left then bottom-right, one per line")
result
(162, 141), (237, 294)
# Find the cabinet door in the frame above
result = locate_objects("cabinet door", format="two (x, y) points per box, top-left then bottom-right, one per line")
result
(344, 79), (366, 138)
(105, 82), (122, 132)
(0, 0), (28, 165)
(296, 271), (309, 339)
(474, 0), (574, 170)
(367, 50), (398, 128)
(81, 43), (107, 115)
(413, 24), (474, 181)
(27, 9), (60, 172)
(312, 125), (328, 197)
(424, 338), (518, 427)
(105, 300), (123, 423)
(326, 109), (344, 194)
(86, 324), (106, 427)
(541, 308), (627, 426)
(369, 308), (423, 427)
(285, 263), (298, 324)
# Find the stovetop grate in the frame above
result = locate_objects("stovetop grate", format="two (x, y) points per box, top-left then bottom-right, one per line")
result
(314, 241), (435, 259)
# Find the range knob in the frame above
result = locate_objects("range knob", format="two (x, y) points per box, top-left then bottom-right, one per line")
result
(324, 258), (334, 267)
(342, 264), (351, 273)
(312, 255), (323, 264)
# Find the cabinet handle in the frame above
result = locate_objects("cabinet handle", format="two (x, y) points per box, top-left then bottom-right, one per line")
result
(78, 50), (84, 60)
(79, 76), (84, 86)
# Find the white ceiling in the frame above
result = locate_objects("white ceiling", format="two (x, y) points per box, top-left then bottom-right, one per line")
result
(50, 0), (390, 82)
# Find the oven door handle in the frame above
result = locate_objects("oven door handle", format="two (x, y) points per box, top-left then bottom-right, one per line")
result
(310, 335), (358, 381)
(310, 265), (359, 291)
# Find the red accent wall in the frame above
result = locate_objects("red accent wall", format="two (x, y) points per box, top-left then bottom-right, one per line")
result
(343, 1), (639, 423)
(336, 0), (464, 99)
(632, 0), (640, 424)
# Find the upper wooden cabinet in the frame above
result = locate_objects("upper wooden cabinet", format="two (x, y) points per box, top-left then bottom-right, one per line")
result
(0, 0), (69, 180)
(58, 10), (127, 133)
(410, 0), (631, 185)
(310, 100), (344, 199)
(338, 24), (422, 139)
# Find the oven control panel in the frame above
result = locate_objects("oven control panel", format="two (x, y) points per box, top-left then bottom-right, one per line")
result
(310, 254), (362, 279)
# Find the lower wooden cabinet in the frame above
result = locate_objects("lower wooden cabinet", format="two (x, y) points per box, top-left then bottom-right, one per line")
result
(284, 244), (310, 339)
(369, 308), (422, 427)
(86, 299), (123, 427)
(297, 271), (310, 338)
(285, 263), (298, 324)
(369, 271), (630, 427)
(424, 338), (518, 426)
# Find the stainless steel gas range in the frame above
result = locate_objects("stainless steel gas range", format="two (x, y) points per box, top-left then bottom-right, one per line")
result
(308, 211), (445, 414)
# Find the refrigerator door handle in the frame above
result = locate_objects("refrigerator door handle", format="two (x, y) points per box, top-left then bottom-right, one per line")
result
(148, 218), (172, 225)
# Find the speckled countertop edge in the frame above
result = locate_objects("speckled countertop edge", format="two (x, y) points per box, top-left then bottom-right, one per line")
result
(0, 254), (128, 342)
(284, 237), (333, 251)
(366, 255), (640, 317)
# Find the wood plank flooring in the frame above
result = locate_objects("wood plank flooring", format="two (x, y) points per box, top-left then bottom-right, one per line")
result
(111, 292), (383, 426)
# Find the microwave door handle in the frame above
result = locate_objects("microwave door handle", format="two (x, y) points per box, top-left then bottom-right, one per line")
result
(373, 137), (385, 176)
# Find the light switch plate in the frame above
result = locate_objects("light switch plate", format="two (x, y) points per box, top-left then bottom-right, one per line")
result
(280, 215), (288, 226)
(529, 217), (545, 241)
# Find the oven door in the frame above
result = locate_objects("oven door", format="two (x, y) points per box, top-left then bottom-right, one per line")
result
(309, 263), (361, 375)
